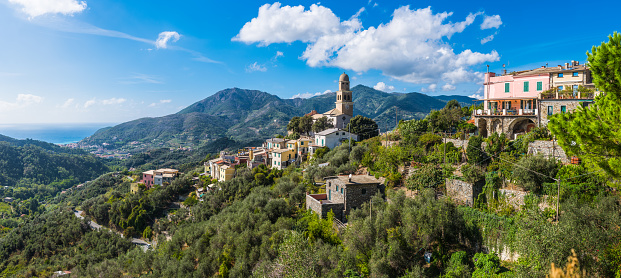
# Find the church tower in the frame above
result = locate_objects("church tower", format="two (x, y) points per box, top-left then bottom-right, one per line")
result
(336, 72), (353, 116)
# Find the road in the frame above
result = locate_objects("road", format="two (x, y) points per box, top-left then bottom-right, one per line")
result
(74, 210), (151, 251)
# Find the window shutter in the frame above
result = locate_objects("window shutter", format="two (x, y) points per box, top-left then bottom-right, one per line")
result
(537, 81), (542, 91)
(505, 83), (510, 92)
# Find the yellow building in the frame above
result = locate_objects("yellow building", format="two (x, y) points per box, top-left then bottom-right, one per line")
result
(219, 164), (236, 182)
(271, 148), (296, 170)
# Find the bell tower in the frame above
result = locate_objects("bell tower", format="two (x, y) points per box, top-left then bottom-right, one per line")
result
(336, 72), (353, 116)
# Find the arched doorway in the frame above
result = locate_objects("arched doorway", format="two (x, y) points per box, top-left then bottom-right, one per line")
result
(510, 118), (536, 138)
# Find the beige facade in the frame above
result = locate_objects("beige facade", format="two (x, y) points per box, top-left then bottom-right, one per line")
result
(314, 73), (355, 129)
(271, 148), (296, 170)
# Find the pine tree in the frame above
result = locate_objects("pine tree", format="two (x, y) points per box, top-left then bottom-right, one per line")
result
(549, 32), (621, 179)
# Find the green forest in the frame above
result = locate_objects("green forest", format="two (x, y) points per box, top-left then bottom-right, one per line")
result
(0, 33), (620, 277)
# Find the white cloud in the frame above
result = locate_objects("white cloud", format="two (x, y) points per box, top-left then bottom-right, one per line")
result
(120, 73), (163, 84)
(61, 98), (75, 108)
(0, 94), (43, 110)
(291, 89), (331, 99)
(84, 99), (96, 108)
(149, 99), (172, 107)
(481, 15), (502, 29)
(232, 3), (361, 45)
(468, 87), (484, 99)
(246, 62), (267, 72)
(9, 0), (87, 18)
(373, 82), (395, 92)
(442, 84), (456, 91)
(102, 98), (126, 105)
(17, 94), (43, 104)
(481, 34), (494, 44)
(235, 5), (498, 85)
(155, 31), (181, 49)
(420, 84), (437, 93)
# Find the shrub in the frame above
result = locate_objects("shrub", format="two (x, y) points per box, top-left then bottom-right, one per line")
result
(513, 154), (559, 193)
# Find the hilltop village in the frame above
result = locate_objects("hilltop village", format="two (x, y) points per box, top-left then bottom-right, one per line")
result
(1, 48), (620, 277)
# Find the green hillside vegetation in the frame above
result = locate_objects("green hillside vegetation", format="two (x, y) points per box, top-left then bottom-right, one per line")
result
(0, 136), (109, 199)
(82, 85), (470, 150)
(2, 129), (616, 277)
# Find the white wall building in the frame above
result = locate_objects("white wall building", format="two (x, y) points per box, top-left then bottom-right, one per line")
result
(314, 128), (358, 149)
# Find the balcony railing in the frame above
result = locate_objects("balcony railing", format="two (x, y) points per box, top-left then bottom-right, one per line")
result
(540, 93), (595, 100)
(473, 109), (538, 116)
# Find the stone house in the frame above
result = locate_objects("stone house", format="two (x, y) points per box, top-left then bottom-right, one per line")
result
(306, 175), (383, 222)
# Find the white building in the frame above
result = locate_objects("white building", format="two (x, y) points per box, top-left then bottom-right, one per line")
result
(314, 128), (358, 149)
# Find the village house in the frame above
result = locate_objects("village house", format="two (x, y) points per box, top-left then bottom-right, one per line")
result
(247, 147), (267, 169)
(306, 174), (382, 222)
(140, 168), (179, 189)
(313, 128), (358, 150)
(3, 197), (13, 203)
(474, 61), (596, 138)
(153, 168), (179, 186)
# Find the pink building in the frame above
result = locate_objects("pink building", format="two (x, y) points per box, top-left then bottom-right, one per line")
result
(482, 67), (552, 116)
(141, 170), (154, 187)
(473, 62), (595, 139)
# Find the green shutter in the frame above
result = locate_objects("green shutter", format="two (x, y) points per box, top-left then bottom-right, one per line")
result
(524, 81), (529, 92)
(505, 83), (510, 92)
(537, 81), (542, 91)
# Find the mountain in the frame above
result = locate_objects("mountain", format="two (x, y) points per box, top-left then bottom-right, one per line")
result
(81, 85), (475, 149)
(433, 95), (479, 107)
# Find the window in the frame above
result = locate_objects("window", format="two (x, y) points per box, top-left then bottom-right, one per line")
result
(573, 85), (579, 92)
(561, 106), (566, 113)
(524, 81), (529, 92)
(558, 73), (564, 78)
(548, 106), (553, 115)
(537, 81), (543, 91)
(278, 162), (281, 166)
(559, 86), (564, 91)
(341, 188), (343, 194)
(321, 139), (324, 146)
(362, 188), (367, 195)
(573, 72), (579, 77)
(505, 83), (510, 92)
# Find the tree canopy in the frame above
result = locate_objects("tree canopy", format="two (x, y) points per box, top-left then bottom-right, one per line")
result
(346, 115), (379, 140)
(549, 32), (621, 180)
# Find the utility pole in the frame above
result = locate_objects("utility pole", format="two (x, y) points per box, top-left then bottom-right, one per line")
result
(385, 123), (388, 147)
(556, 178), (560, 221)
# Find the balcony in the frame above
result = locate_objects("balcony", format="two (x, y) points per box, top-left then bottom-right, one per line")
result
(473, 109), (538, 117)
(540, 93), (594, 100)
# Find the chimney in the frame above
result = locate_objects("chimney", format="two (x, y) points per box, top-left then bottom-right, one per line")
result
(348, 174), (352, 182)
(565, 63), (570, 69)
(558, 65), (562, 70)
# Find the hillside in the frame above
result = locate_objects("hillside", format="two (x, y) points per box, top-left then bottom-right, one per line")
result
(0, 135), (109, 188)
(81, 85), (474, 149)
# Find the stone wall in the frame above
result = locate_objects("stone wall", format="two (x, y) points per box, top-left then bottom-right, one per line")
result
(446, 179), (482, 206)
(305, 194), (344, 221)
(446, 138), (469, 149)
(539, 99), (591, 126)
(527, 140), (569, 163)
(499, 189), (528, 209)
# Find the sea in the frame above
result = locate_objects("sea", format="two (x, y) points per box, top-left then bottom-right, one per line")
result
(0, 123), (116, 145)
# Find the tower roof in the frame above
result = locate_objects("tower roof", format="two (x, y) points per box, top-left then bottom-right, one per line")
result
(339, 72), (349, 82)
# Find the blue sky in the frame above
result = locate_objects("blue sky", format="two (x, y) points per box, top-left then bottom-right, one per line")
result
(0, 0), (618, 124)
